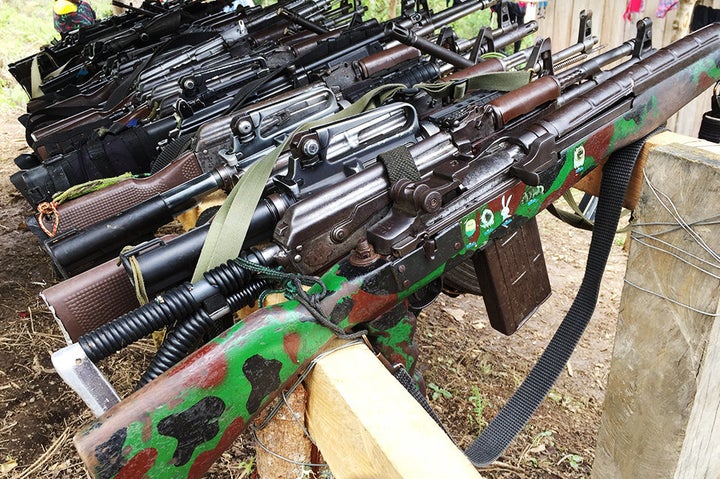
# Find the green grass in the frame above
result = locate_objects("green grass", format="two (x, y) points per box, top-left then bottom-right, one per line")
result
(364, 0), (494, 40)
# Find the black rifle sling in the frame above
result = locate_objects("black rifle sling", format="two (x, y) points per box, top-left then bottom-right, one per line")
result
(698, 82), (720, 143)
(103, 31), (218, 112)
(463, 135), (650, 466)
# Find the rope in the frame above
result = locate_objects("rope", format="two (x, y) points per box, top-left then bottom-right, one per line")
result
(35, 172), (137, 237)
(36, 201), (60, 237)
(118, 246), (165, 348)
(118, 247), (151, 306)
(51, 172), (134, 205)
(233, 258), (366, 340)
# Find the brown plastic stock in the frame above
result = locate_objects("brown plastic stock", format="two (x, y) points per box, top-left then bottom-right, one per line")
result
(53, 151), (203, 233)
(42, 257), (140, 342)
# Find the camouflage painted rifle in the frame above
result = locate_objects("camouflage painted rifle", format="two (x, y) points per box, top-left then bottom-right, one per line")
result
(52, 22), (720, 479)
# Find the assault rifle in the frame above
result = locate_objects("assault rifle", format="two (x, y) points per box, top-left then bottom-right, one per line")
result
(11, 0), (500, 207)
(50, 22), (720, 478)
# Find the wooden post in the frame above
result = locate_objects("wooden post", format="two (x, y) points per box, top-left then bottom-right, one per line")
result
(592, 135), (720, 478)
(305, 342), (483, 479)
(254, 385), (314, 479)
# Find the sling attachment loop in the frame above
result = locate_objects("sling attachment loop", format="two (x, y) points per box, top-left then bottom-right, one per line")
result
(378, 145), (421, 184)
(119, 245), (150, 306)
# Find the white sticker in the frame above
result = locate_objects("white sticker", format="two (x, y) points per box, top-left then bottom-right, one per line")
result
(480, 209), (494, 229)
(574, 145), (586, 169)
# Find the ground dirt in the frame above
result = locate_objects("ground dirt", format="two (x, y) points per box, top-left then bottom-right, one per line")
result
(0, 110), (628, 479)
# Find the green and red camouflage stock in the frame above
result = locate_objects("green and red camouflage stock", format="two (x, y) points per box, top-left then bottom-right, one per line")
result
(74, 22), (720, 479)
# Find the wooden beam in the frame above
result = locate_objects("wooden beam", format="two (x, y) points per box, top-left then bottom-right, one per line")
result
(592, 134), (720, 478)
(305, 342), (482, 479)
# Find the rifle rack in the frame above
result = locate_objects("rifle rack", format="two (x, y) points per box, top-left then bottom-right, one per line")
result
(304, 341), (482, 479)
(592, 132), (720, 477)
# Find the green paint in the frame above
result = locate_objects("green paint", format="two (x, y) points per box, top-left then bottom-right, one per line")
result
(399, 263), (448, 300)
(84, 28), (720, 479)
(318, 263), (347, 292)
(111, 310), (337, 478)
(368, 313), (416, 371)
(692, 56), (720, 83)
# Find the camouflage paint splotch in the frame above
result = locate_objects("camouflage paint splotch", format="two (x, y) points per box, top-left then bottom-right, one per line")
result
(76, 263), (399, 479)
(367, 303), (419, 373)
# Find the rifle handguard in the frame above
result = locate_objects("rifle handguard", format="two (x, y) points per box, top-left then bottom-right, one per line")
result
(32, 151), (203, 238)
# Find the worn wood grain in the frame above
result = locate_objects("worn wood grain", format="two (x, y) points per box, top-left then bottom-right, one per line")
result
(592, 134), (720, 478)
(305, 342), (482, 479)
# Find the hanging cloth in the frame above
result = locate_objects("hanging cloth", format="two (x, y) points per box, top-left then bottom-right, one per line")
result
(656, 0), (679, 18)
(624, 0), (646, 21)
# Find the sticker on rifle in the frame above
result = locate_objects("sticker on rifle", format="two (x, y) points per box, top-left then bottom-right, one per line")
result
(501, 195), (512, 220)
(463, 218), (477, 237)
(521, 185), (545, 204)
(480, 208), (494, 229)
(574, 145), (586, 169)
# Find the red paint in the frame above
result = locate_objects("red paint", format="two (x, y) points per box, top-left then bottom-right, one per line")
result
(187, 416), (246, 479)
(347, 289), (397, 325)
(141, 413), (153, 443)
(165, 341), (228, 389)
(283, 332), (301, 364)
(115, 448), (158, 479)
(582, 124), (614, 162)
